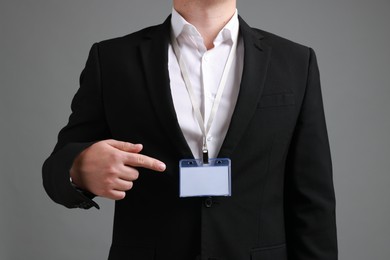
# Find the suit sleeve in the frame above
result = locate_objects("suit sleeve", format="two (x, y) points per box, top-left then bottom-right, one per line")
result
(285, 48), (338, 259)
(42, 43), (110, 209)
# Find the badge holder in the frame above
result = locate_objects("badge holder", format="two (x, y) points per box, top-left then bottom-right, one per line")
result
(172, 35), (236, 198)
(179, 158), (231, 197)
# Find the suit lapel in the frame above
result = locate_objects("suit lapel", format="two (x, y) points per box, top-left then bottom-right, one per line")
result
(218, 17), (272, 158)
(138, 16), (271, 159)
(139, 16), (193, 158)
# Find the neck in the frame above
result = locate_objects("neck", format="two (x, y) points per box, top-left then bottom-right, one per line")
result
(173, 0), (236, 49)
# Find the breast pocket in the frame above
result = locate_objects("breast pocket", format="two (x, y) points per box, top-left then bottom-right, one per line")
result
(250, 244), (287, 260)
(258, 93), (295, 109)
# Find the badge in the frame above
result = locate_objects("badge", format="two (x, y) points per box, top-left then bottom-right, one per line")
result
(179, 158), (231, 197)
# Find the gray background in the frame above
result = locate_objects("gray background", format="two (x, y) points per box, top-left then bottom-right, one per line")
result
(1, 0), (389, 259)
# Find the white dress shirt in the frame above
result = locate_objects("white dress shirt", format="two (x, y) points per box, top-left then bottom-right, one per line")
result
(168, 8), (244, 159)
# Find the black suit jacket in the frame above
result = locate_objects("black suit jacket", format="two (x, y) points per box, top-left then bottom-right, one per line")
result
(43, 16), (337, 260)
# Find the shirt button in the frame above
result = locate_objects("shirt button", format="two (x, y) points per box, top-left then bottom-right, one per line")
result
(203, 54), (209, 62)
(204, 197), (213, 208)
(207, 136), (213, 142)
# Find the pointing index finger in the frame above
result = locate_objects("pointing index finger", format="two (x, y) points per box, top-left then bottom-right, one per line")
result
(124, 153), (166, 172)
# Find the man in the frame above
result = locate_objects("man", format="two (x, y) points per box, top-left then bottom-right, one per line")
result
(43, 0), (338, 259)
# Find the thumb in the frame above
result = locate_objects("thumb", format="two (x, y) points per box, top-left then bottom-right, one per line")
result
(105, 139), (143, 153)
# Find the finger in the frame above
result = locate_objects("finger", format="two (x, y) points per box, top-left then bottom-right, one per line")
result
(114, 179), (134, 192)
(106, 139), (143, 153)
(106, 190), (127, 200)
(99, 179), (133, 200)
(117, 166), (139, 181)
(124, 153), (166, 172)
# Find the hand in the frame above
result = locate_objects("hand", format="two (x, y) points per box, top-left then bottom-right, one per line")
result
(70, 139), (166, 200)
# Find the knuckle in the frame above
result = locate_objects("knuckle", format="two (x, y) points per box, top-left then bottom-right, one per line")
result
(95, 140), (108, 150)
(136, 154), (145, 165)
(108, 152), (121, 163)
(102, 176), (115, 188)
(105, 166), (117, 177)
(120, 141), (127, 151)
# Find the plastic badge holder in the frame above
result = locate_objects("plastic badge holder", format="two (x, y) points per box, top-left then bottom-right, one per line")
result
(179, 158), (231, 197)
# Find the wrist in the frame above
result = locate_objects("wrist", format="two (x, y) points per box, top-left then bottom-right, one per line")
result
(69, 175), (96, 199)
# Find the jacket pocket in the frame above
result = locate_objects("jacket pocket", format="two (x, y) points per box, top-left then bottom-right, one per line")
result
(250, 243), (287, 260)
(258, 93), (295, 109)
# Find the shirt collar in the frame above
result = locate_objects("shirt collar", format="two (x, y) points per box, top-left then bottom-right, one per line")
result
(171, 8), (239, 46)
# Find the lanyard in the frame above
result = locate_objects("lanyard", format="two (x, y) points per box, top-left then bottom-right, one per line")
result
(171, 35), (238, 163)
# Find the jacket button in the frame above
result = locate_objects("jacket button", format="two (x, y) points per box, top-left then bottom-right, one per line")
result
(204, 197), (213, 208)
